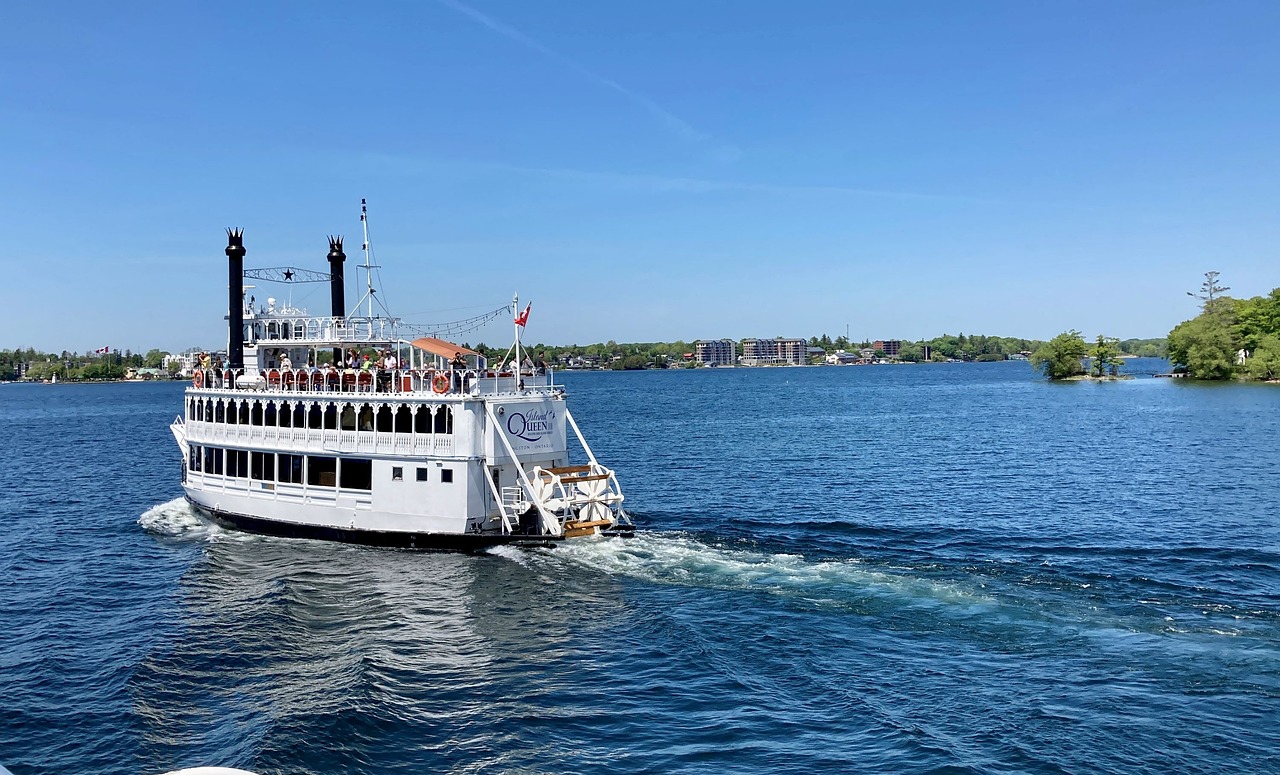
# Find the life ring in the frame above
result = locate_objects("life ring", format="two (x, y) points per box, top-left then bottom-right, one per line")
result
(432, 373), (450, 394)
(193, 370), (204, 388)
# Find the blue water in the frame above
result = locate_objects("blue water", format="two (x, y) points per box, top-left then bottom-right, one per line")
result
(2, 361), (1278, 774)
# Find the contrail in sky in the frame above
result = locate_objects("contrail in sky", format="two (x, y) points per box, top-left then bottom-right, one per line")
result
(433, 0), (710, 144)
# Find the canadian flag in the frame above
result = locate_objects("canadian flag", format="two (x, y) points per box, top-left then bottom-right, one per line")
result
(95, 346), (110, 354)
(514, 302), (531, 327)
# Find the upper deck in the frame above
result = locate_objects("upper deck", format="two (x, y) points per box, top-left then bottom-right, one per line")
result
(190, 364), (558, 400)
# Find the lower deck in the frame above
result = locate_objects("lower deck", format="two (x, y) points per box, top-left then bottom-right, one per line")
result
(189, 498), (634, 550)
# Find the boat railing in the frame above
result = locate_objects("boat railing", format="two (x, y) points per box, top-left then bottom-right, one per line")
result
(187, 419), (462, 456)
(190, 367), (554, 397)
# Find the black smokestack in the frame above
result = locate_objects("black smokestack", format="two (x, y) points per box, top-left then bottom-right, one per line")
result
(327, 236), (346, 364)
(225, 228), (246, 370)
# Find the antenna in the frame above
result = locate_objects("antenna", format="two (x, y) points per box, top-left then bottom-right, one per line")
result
(361, 198), (375, 318)
(349, 198), (392, 319)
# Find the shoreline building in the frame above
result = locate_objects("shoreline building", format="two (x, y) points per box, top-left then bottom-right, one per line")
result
(694, 339), (737, 367)
(873, 340), (901, 358)
(741, 337), (808, 366)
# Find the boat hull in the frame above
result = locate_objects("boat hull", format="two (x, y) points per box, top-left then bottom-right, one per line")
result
(188, 498), (633, 551)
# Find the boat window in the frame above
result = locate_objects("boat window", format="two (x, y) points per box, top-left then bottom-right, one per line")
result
(414, 406), (432, 434)
(294, 403), (306, 428)
(434, 407), (453, 435)
(278, 453), (303, 484)
(340, 458), (373, 490)
(225, 449), (247, 477)
(294, 321), (306, 339)
(323, 403), (337, 430)
(205, 399), (214, 421)
(237, 401), (250, 425)
(267, 322), (279, 340)
(204, 447), (223, 475)
(279, 402), (292, 428)
(307, 403), (321, 430)
(341, 404), (357, 431)
(376, 405), (393, 433)
(395, 406), (412, 433)
(251, 401), (264, 426)
(392, 466), (403, 481)
(251, 452), (274, 481)
(417, 467), (429, 481)
(358, 405), (374, 432)
(440, 467), (453, 483)
(307, 456), (337, 486)
(189, 445), (202, 472)
(264, 401), (276, 427)
(188, 399), (195, 421)
(215, 400), (225, 423)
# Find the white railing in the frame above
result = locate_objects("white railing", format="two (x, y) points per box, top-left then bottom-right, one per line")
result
(186, 419), (465, 457)
(190, 367), (554, 397)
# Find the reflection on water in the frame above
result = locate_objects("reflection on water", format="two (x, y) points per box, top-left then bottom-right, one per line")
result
(130, 505), (628, 772)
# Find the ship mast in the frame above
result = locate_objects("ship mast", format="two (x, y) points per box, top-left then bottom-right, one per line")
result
(351, 198), (384, 319)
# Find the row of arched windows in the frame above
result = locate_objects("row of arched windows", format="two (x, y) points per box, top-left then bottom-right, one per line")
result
(188, 398), (454, 434)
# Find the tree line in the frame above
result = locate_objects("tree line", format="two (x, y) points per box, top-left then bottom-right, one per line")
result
(1, 348), (176, 381)
(1029, 272), (1279, 381)
(473, 332), (1166, 371)
(1167, 272), (1280, 380)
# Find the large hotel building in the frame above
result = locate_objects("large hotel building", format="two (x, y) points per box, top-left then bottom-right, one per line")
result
(740, 337), (808, 366)
(694, 339), (737, 366)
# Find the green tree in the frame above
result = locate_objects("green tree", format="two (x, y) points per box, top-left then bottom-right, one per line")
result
(1030, 330), (1088, 379)
(1090, 335), (1123, 377)
(1188, 271), (1231, 316)
(1244, 334), (1280, 380)
(897, 342), (923, 362)
(1168, 315), (1235, 379)
(1233, 289), (1280, 354)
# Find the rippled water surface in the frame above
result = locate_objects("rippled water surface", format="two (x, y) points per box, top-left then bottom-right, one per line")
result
(2, 362), (1278, 774)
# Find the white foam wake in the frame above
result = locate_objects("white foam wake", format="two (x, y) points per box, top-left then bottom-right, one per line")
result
(544, 532), (996, 611)
(138, 497), (218, 540)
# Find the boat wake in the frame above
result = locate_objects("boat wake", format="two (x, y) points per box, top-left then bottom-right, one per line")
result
(535, 531), (996, 613)
(512, 531), (1280, 647)
(137, 497), (220, 541)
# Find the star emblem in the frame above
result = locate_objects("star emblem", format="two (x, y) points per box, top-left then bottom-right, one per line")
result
(283, 269), (294, 281)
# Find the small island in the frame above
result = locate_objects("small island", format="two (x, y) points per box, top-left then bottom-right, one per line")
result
(1032, 273), (1279, 382)
(1031, 332), (1133, 381)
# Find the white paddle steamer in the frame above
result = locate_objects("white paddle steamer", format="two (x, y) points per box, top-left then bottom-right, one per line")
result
(170, 208), (630, 549)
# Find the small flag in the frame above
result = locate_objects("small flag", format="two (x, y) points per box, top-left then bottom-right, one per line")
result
(96, 346), (110, 354)
(515, 302), (531, 327)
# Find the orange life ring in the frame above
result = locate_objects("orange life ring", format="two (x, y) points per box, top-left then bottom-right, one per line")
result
(432, 373), (450, 394)
(193, 370), (204, 388)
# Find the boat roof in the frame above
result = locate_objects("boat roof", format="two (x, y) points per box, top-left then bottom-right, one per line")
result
(410, 337), (481, 359)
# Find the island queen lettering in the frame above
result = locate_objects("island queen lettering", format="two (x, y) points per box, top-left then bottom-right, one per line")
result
(506, 408), (557, 444)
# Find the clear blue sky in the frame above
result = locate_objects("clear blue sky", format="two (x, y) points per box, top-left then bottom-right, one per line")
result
(4, 0), (1278, 353)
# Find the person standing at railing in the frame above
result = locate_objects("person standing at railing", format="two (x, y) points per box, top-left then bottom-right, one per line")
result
(280, 353), (292, 371)
(380, 350), (398, 392)
(451, 351), (466, 392)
